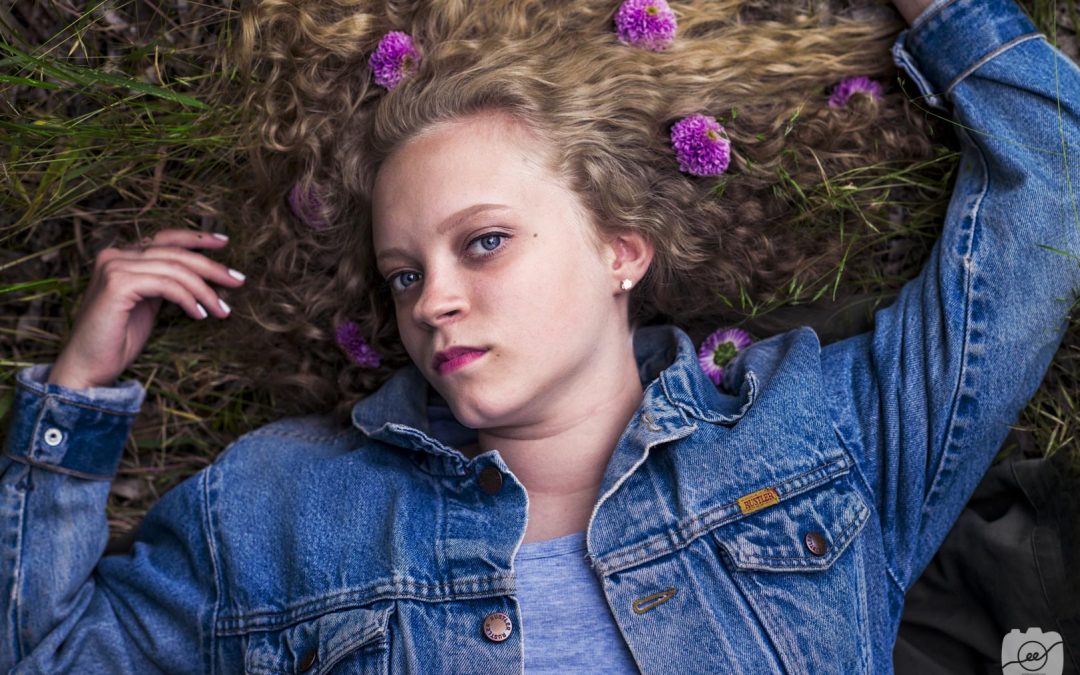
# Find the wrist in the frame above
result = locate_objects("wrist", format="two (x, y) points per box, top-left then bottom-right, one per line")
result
(47, 363), (99, 390)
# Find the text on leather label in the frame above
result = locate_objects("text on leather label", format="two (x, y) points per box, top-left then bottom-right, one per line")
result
(737, 487), (780, 515)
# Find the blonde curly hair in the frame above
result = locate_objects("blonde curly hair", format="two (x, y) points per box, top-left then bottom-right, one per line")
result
(223, 0), (944, 427)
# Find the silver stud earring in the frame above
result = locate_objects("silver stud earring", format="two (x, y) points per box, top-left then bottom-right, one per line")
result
(620, 278), (633, 291)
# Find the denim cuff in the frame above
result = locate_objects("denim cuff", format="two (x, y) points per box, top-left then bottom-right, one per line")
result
(3, 364), (146, 480)
(891, 0), (1042, 111)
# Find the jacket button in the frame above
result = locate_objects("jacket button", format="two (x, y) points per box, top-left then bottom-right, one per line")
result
(298, 648), (317, 671)
(478, 466), (503, 495)
(43, 428), (64, 446)
(482, 611), (513, 642)
(804, 531), (828, 556)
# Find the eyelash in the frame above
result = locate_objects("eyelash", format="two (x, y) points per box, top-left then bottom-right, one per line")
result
(385, 231), (512, 294)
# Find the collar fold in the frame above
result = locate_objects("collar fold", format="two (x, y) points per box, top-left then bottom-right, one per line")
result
(350, 324), (764, 462)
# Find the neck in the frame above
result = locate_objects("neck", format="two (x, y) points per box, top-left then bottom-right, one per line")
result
(465, 338), (645, 541)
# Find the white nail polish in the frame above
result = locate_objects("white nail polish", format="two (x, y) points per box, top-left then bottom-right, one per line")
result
(212, 232), (229, 241)
(195, 302), (208, 319)
(228, 268), (245, 281)
(219, 298), (231, 314)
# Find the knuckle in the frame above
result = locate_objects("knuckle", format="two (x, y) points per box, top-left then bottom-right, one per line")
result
(161, 259), (191, 276)
(98, 255), (121, 274)
(100, 268), (128, 292)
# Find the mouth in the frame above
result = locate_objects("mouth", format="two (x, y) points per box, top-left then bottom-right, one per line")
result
(434, 348), (488, 375)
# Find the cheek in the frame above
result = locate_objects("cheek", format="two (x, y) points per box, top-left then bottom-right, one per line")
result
(511, 255), (598, 334)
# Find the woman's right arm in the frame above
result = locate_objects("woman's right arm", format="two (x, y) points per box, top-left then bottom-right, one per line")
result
(1, 228), (242, 672)
(1, 366), (220, 673)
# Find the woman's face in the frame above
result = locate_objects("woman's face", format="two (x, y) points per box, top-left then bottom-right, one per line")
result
(371, 114), (630, 430)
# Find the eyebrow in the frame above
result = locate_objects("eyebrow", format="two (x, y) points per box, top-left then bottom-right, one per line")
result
(375, 203), (511, 263)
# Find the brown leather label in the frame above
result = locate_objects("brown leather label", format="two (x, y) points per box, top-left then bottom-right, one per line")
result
(737, 487), (780, 515)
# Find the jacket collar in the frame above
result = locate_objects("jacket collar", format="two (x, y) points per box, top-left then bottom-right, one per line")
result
(350, 324), (763, 468)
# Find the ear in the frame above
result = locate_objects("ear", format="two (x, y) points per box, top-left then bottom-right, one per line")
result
(603, 229), (654, 289)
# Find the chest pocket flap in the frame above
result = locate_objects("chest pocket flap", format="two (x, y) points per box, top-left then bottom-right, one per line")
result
(244, 603), (393, 674)
(713, 473), (870, 572)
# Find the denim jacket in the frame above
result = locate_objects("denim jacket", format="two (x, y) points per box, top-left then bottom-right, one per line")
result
(3, 0), (1079, 672)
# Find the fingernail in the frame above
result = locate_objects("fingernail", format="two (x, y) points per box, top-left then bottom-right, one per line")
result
(219, 298), (231, 314)
(228, 268), (245, 281)
(195, 302), (208, 319)
(212, 232), (229, 241)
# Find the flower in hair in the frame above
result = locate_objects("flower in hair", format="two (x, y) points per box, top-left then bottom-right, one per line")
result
(287, 183), (330, 230)
(336, 320), (382, 368)
(828, 75), (884, 109)
(369, 31), (421, 90)
(614, 0), (677, 52)
(670, 114), (731, 177)
(698, 326), (754, 386)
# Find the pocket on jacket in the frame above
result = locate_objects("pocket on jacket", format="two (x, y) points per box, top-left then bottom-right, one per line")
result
(713, 470), (870, 571)
(244, 602), (393, 675)
(710, 472), (873, 673)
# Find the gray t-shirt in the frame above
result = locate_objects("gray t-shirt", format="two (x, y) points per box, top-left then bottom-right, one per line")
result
(513, 531), (640, 673)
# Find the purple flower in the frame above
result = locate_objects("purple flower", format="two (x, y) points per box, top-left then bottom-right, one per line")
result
(336, 320), (381, 368)
(369, 31), (421, 90)
(828, 75), (884, 109)
(697, 326), (754, 386)
(287, 183), (330, 230)
(614, 0), (677, 52)
(670, 114), (731, 177)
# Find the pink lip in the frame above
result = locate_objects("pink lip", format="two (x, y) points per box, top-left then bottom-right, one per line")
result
(436, 349), (487, 375)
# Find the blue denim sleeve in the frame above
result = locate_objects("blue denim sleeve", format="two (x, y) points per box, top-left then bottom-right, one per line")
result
(820, 0), (1080, 595)
(1, 364), (218, 673)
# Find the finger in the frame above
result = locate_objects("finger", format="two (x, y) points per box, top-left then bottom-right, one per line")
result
(104, 246), (246, 290)
(125, 228), (231, 252)
(110, 271), (214, 322)
(106, 258), (236, 318)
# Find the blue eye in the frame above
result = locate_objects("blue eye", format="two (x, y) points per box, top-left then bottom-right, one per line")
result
(388, 270), (421, 293)
(386, 231), (511, 295)
(469, 232), (507, 255)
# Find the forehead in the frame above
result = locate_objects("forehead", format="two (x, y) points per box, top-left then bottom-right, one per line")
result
(371, 116), (562, 238)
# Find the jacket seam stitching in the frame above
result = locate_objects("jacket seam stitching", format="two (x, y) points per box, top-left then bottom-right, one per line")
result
(15, 381), (140, 417)
(826, 390), (906, 588)
(2, 452), (115, 481)
(243, 427), (357, 444)
(916, 126), (987, 587)
(887, 560), (907, 594)
(214, 583), (512, 634)
(825, 394), (876, 519)
(9, 462), (28, 664)
(944, 33), (1045, 98)
(202, 468), (222, 675)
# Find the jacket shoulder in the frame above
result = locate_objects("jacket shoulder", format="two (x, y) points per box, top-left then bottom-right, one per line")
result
(214, 412), (369, 470)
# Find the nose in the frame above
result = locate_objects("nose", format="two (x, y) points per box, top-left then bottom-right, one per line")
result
(411, 267), (466, 328)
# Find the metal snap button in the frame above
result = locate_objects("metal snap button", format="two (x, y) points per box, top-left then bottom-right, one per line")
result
(804, 531), (828, 557)
(478, 466), (503, 495)
(482, 611), (513, 642)
(43, 428), (63, 447)
(298, 648), (317, 671)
